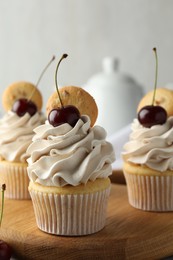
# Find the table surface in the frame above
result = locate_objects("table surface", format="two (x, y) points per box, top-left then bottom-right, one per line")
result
(1, 183), (173, 260)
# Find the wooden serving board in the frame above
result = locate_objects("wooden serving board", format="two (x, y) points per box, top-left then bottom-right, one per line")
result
(1, 184), (173, 260)
(110, 170), (126, 184)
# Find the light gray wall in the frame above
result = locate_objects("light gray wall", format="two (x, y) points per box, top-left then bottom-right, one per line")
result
(0, 0), (173, 113)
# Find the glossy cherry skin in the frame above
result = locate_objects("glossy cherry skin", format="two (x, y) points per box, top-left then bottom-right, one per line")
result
(48, 105), (81, 127)
(0, 240), (12, 260)
(138, 105), (167, 128)
(12, 98), (37, 117)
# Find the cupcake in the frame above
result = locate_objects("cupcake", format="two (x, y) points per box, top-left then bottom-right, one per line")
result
(27, 54), (115, 236)
(122, 87), (173, 211)
(0, 81), (45, 199)
(0, 57), (55, 199)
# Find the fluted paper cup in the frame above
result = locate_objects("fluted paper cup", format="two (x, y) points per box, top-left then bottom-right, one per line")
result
(0, 161), (30, 199)
(29, 180), (111, 236)
(124, 171), (173, 211)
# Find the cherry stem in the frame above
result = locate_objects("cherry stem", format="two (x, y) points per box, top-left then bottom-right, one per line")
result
(152, 47), (158, 106)
(55, 54), (68, 108)
(28, 55), (56, 102)
(0, 184), (6, 227)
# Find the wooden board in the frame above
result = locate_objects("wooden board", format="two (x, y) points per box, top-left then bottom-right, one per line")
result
(110, 170), (126, 184)
(1, 184), (173, 260)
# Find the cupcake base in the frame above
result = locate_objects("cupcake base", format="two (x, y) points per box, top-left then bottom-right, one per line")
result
(0, 160), (30, 200)
(123, 162), (173, 212)
(29, 178), (111, 236)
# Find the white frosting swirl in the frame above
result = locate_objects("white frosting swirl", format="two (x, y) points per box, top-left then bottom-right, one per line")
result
(123, 117), (173, 172)
(0, 111), (45, 162)
(27, 115), (115, 187)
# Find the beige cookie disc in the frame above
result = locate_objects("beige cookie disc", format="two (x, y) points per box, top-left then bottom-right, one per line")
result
(2, 81), (43, 111)
(46, 86), (98, 127)
(137, 88), (173, 117)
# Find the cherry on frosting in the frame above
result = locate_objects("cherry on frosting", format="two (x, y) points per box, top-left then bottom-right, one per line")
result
(12, 98), (37, 117)
(11, 56), (55, 117)
(48, 54), (81, 127)
(138, 105), (167, 128)
(48, 105), (80, 127)
(138, 47), (167, 128)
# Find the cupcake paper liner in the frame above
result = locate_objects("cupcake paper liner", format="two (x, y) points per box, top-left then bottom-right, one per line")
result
(124, 172), (173, 211)
(0, 162), (30, 199)
(29, 186), (111, 236)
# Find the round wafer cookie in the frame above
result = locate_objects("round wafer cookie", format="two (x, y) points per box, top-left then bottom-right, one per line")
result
(137, 88), (173, 117)
(46, 86), (98, 127)
(2, 81), (42, 111)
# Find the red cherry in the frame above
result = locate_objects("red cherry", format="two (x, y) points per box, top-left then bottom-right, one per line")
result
(0, 240), (12, 260)
(12, 98), (37, 117)
(138, 105), (167, 128)
(48, 55), (81, 128)
(48, 105), (80, 127)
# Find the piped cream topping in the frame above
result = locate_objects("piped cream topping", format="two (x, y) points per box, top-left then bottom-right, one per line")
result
(27, 115), (115, 187)
(122, 117), (173, 172)
(0, 111), (45, 162)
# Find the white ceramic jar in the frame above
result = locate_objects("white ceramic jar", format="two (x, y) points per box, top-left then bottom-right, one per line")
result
(84, 57), (144, 136)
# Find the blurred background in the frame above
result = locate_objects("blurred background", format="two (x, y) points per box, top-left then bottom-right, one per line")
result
(0, 0), (173, 135)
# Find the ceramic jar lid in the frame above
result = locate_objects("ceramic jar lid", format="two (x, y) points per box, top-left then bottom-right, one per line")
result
(84, 57), (144, 136)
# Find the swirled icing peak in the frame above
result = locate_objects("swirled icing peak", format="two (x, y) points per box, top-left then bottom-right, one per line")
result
(27, 115), (115, 187)
(123, 117), (173, 172)
(0, 111), (45, 162)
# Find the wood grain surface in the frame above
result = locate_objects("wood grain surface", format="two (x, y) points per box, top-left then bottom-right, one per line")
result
(1, 184), (173, 260)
